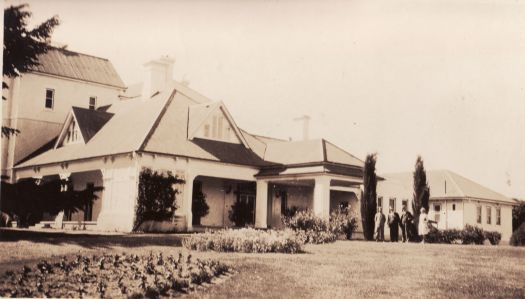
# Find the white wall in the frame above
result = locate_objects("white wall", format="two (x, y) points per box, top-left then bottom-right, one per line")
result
(198, 176), (237, 227)
(463, 200), (513, 241)
(2, 72), (123, 175)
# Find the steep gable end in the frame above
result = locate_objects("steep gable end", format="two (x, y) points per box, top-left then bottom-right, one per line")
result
(188, 101), (249, 147)
(55, 107), (114, 148)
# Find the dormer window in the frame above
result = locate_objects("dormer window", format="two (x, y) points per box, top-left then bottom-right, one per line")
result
(63, 118), (82, 145)
(89, 97), (97, 110)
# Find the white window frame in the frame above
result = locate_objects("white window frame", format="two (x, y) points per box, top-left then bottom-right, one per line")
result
(45, 88), (55, 110)
(476, 205), (482, 224)
(486, 206), (492, 225)
(496, 207), (501, 225)
(89, 96), (97, 110)
(389, 198), (396, 211)
(434, 203), (441, 222)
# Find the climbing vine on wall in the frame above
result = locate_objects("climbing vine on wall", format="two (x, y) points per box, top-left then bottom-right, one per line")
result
(133, 168), (185, 231)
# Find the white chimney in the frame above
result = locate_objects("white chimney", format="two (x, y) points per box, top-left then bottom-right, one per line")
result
(293, 115), (311, 141)
(142, 56), (175, 98)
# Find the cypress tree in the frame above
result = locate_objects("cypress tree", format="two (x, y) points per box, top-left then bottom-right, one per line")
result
(361, 153), (378, 240)
(412, 156), (430, 236)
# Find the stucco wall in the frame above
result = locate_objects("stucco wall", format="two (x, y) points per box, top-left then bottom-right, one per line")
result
(2, 72), (122, 173)
(463, 200), (513, 241)
(197, 176), (237, 227)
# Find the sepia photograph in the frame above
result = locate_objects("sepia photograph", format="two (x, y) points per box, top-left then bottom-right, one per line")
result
(1, 0), (525, 298)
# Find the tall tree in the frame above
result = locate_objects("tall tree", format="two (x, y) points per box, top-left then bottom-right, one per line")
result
(412, 155), (430, 236)
(361, 153), (378, 240)
(2, 4), (59, 137)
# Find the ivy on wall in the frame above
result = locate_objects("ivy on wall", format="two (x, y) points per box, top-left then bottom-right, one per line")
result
(133, 168), (185, 231)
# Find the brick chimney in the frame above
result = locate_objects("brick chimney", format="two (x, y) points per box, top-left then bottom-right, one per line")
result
(142, 56), (174, 98)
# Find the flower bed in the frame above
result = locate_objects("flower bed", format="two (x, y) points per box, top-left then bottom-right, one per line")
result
(282, 208), (359, 244)
(182, 228), (305, 253)
(0, 252), (229, 298)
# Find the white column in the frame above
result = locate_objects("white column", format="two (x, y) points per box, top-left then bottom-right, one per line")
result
(180, 172), (195, 231)
(255, 180), (268, 228)
(97, 166), (138, 232)
(313, 176), (331, 220)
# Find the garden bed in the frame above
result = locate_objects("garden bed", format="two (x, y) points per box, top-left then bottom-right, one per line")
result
(182, 228), (305, 253)
(0, 251), (230, 298)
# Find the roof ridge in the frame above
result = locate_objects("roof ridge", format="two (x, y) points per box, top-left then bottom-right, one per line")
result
(138, 89), (178, 151)
(48, 46), (110, 61)
(323, 138), (365, 164)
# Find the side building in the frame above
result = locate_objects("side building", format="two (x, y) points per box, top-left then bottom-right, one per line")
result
(377, 170), (516, 242)
(2, 47), (126, 181)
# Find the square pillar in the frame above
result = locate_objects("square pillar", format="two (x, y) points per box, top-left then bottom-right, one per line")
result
(255, 180), (269, 228)
(96, 166), (139, 232)
(313, 176), (331, 220)
(180, 173), (195, 231)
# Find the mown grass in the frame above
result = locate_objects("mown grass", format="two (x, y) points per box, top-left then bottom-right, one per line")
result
(1, 229), (524, 298)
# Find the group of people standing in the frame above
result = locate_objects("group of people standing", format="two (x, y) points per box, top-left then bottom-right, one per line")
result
(374, 206), (434, 243)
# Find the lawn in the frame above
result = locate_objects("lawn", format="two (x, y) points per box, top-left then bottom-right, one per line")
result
(1, 229), (524, 298)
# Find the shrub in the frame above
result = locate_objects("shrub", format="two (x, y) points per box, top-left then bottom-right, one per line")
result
(182, 228), (305, 253)
(483, 231), (502, 245)
(283, 210), (337, 244)
(510, 222), (525, 246)
(134, 168), (184, 231)
(441, 229), (463, 244)
(0, 252), (229, 298)
(461, 225), (485, 245)
(329, 207), (359, 239)
(228, 198), (253, 227)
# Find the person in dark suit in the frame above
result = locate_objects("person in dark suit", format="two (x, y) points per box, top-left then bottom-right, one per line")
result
(387, 207), (400, 242)
(400, 207), (413, 242)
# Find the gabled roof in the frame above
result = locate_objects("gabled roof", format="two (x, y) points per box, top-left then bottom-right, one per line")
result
(187, 101), (250, 148)
(29, 47), (126, 89)
(379, 170), (514, 204)
(54, 107), (114, 148)
(16, 79), (362, 174)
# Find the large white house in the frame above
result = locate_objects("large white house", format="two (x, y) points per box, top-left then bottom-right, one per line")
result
(2, 47), (126, 182)
(377, 170), (515, 241)
(13, 57), (365, 232)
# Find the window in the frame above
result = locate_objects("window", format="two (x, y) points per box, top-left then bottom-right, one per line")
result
(389, 198), (396, 211)
(218, 116), (224, 139)
(487, 206), (492, 224)
(212, 116), (218, 138)
(402, 199), (408, 209)
(452, 203), (456, 211)
(476, 205), (482, 224)
(45, 89), (54, 109)
(434, 204), (441, 222)
(377, 197), (383, 210)
(89, 97), (97, 110)
(496, 207), (501, 225)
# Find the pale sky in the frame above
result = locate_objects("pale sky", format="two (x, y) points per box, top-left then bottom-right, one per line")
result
(7, 0), (525, 199)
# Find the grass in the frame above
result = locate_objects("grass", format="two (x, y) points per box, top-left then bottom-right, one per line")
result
(1, 229), (524, 298)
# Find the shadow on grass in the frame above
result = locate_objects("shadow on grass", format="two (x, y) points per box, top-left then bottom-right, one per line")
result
(0, 228), (185, 249)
